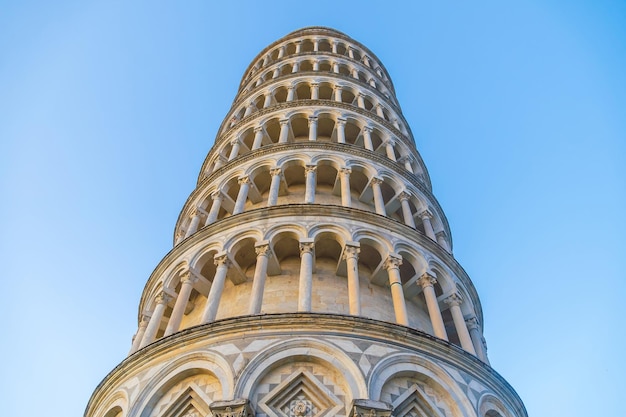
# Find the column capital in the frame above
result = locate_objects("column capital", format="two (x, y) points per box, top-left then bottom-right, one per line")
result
(230, 138), (241, 146)
(214, 253), (231, 268)
(308, 116), (318, 124)
(211, 190), (223, 200)
(370, 176), (383, 186)
(435, 230), (447, 238)
(342, 243), (360, 260)
(179, 269), (199, 285)
(398, 191), (411, 201)
(417, 273), (437, 288)
(310, 81), (319, 87)
(188, 207), (200, 217)
(340, 167), (352, 176)
(419, 210), (433, 219)
(155, 292), (172, 305)
(269, 167), (282, 176)
(465, 316), (480, 330)
(336, 117), (347, 125)
(444, 293), (463, 307)
(254, 242), (271, 257)
(362, 125), (373, 133)
(383, 254), (402, 270)
(238, 175), (251, 185)
(253, 125), (263, 133)
(305, 164), (317, 173)
(299, 240), (315, 255)
(279, 118), (289, 126)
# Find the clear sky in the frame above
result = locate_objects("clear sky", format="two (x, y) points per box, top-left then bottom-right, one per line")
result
(1, 1), (624, 416)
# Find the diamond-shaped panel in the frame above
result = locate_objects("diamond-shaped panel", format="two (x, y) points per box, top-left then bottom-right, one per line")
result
(259, 371), (343, 417)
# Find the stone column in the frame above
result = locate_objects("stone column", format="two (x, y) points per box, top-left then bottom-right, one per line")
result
(333, 61), (340, 73)
(243, 101), (255, 117)
(139, 292), (171, 348)
(310, 82), (319, 99)
(334, 85), (343, 102)
(129, 316), (149, 354)
(313, 38), (319, 51)
(398, 192), (416, 228)
(295, 40), (302, 53)
(233, 176), (251, 215)
(419, 210), (437, 240)
(308, 116), (318, 141)
(436, 231), (451, 252)
(292, 61), (300, 73)
(369, 78), (377, 88)
(362, 126), (374, 151)
(356, 93), (365, 109)
(278, 119), (290, 143)
(343, 243), (361, 315)
(371, 177), (386, 215)
(348, 46), (355, 59)
(466, 316), (489, 362)
(200, 253), (230, 323)
(417, 273), (448, 340)
(298, 240), (315, 312)
(249, 242), (271, 314)
(351, 68), (359, 79)
(339, 168), (352, 207)
(313, 59), (319, 71)
(444, 293), (477, 355)
(271, 68), (279, 79)
(384, 140), (397, 161)
(174, 231), (184, 245)
(401, 155), (414, 173)
(251, 126), (264, 150)
(384, 255), (408, 326)
(267, 168), (282, 206)
(213, 155), (226, 170)
(205, 191), (223, 225)
(184, 208), (202, 238)
(286, 86), (295, 101)
(277, 45), (285, 58)
(228, 139), (241, 161)
(362, 55), (371, 67)
(164, 270), (198, 337)
(375, 103), (385, 118)
(264, 90), (273, 106)
(304, 165), (317, 204)
(336, 118), (346, 143)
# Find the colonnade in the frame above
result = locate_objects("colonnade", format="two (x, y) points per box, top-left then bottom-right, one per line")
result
(244, 35), (391, 91)
(130, 241), (478, 357)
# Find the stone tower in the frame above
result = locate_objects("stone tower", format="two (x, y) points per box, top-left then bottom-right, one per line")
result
(85, 27), (527, 417)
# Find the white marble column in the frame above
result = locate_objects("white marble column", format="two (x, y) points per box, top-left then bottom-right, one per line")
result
(164, 270), (198, 336)
(286, 86), (295, 101)
(351, 68), (359, 79)
(401, 156), (414, 173)
(333, 61), (340, 73)
(313, 59), (319, 71)
(308, 116), (318, 141)
(233, 176), (251, 215)
(343, 243), (361, 315)
(278, 119), (290, 143)
(251, 126), (264, 150)
(184, 208), (202, 238)
(417, 273), (448, 340)
(436, 231), (451, 252)
(348, 46), (355, 59)
(298, 240), (315, 312)
(213, 155), (226, 170)
(267, 168), (282, 206)
(356, 93), (366, 109)
(375, 103), (385, 118)
(264, 90), (273, 106)
(419, 210), (437, 240)
(272, 68), (280, 79)
(398, 192), (416, 228)
(249, 242), (271, 314)
(369, 78), (377, 88)
(295, 40), (302, 53)
(304, 165), (317, 204)
(313, 38), (319, 52)
(139, 292), (171, 349)
(200, 253), (230, 323)
(339, 168), (352, 207)
(336, 118), (346, 143)
(362, 55), (371, 67)
(331, 41), (338, 54)
(129, 315), (149, 354)
(334, 85), (343, 102)
(384, 255), (408, 326)
(362, 126), (374, 151)
(384, 140), (397, 161)
(243, 101), (255, 117)
(466, 316), (489, 363)
(228, 139), (241, 161)
(205, 191), (223, 225)
(444, 293), (477, 354)
(310, 82), (319, 99)
(277, 45), (285, 58)
(371, 177), (386, 215)
(292, 61), (300, 73)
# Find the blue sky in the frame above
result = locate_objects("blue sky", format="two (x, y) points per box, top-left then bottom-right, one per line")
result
(1, 2), (624, 416)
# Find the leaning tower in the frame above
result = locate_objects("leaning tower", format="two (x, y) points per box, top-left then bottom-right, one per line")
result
(85, 27), (527, 417)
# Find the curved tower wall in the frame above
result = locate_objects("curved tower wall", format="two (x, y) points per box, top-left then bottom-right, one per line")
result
(85, 27), (527, 417)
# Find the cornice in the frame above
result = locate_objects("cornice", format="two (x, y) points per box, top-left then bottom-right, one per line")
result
(147, 204), (475, 325)
(85, 314), (526, 417)
(239, 27), (396, 94)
